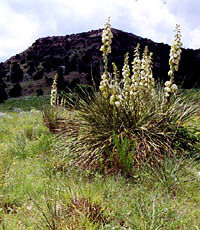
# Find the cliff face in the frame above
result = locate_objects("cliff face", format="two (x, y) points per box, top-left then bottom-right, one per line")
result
(0, 28), (200, 99)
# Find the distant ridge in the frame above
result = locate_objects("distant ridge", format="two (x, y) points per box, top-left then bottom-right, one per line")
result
(0, 28), (200, 99)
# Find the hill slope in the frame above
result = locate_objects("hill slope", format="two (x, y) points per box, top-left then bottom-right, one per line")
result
(0, 28), (200, 99)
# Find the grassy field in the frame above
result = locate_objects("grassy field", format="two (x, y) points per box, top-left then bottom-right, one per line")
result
(0, 96), (50, 112)
(0, 94), (199, 230)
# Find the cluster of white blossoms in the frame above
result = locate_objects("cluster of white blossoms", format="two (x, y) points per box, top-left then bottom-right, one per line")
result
(50, 73), (58, 106)
(99, 18), (155, 108)
(164, 80), (178, 98)
(100, 17), (113, 56)
(164, 24), (182, 98)
(49, 17), (183, 110)
(109, 82), (122, 107)
(122, 45), (155, 103)
(130, 43), (141, 98)
(99, 72), (111, 99)
(140, 46), (155, 91)
(109, 63), (122, 107)
(99, 18), (182, 107)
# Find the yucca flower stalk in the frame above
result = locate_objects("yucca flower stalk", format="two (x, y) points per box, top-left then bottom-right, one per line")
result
(140, 46), (155, 93)
(110, 62), (122, 107)
(99, 17), (113, 99)
(122, 52), (131, 101)
(130, 43), (141, 98)
(164, 24), (182, 99)
(100, 17), (113, 70)
(99, 72), (111, 99)
(50, 73), (58, 107)
(146, 52), (155, 90)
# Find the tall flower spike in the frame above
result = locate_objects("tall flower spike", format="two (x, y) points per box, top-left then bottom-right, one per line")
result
(100, 17), (113, 73)
(51, 73), (58, 107)
(130, 43), (141, 98)
(146, 52), (155, 90)
(112, 62), (120, 83)
(165, 24), (182, 99)
(100, 17), (113, 56)
(168, 24), (182, 81)
(140, 46), (150, 91)
(99, 17), (113, 99)
(122, 52), (131, 100)
(110, 63), (122, 107)
(99, 72), (111, 99)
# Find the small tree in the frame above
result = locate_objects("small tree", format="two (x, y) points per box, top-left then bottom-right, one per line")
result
(10, 62), (23, 83)
(0, 80), (7, 103)
(9, 84), (22, 98)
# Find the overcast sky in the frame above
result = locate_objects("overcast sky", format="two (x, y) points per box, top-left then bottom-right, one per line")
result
(0, 0), (200, 62)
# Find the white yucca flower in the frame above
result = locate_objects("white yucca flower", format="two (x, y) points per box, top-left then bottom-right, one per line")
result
(146, 51), (155, 90)
(171, 84), (178, 93)
(140, 46), (155, 92)
(99, 17), (113, 99)
(168, 24), (182, 79)
(164, 80), (172, 87)
(50, 73), (58, 107)
(100, 17), (113, 56)
(109, 62), (122, 106)
(122, 53), (131, 100)
(99, 72), (110, 99)
(131, 43), (141, 96)
(164, 24), (182, 99)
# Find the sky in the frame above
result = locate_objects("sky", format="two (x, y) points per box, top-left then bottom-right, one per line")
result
(0, 0), (200, 62)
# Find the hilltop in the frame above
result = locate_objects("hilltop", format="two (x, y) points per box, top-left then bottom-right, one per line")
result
(0, 28), (200, 100)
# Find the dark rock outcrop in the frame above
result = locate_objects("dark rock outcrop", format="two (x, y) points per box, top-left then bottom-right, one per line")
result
(0, 28), (200, 98)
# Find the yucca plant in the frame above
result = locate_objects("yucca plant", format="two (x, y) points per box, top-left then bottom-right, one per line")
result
(145, 156), (196, 195)
(33, 184), (109, 229)
(52, 18), (199, 175)
(41, 106), (70, 134)
(58, 86), (199, 174)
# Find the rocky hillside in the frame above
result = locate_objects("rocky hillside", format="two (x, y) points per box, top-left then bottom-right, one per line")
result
(0, 28), (200, 101)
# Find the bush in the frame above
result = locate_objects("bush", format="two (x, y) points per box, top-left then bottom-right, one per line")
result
(50, 19), (200, 176)
(9, 84), (22, 98)
(56, 88), (199, 175)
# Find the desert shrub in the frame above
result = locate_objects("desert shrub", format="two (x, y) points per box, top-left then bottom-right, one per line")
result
(50, 19), (199, 175)
(33, 185), (110, 229)
(145, 156), (196, 195)
(41, 106), (67, 134)
(56, 87), (199, 175)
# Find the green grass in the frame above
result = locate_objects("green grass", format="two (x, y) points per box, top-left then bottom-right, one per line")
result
(0, 95), (50, 112)
(0, 95), (199, 229)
